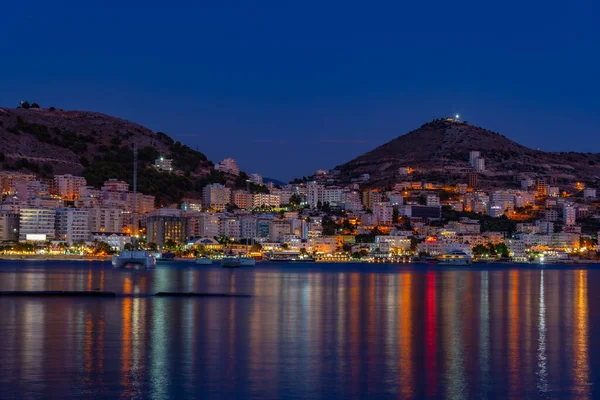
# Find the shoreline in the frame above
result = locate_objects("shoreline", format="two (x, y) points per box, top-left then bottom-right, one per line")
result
(0, 255), (598, 266)
(0, 255), (111, 261)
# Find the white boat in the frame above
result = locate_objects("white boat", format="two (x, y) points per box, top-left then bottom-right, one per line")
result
(438, 250), (473, 266)
(112, 250), (156, 269)
(195, 257), (213, 265)
(221, 257), (241, 268)
(239, 256), (256, 267)
(267, 251), (315, 262)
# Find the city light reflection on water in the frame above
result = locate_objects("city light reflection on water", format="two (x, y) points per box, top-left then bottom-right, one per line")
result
(0, 261), (597, 399)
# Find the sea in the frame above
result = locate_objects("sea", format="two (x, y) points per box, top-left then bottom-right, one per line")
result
(0, 260), (598, 399)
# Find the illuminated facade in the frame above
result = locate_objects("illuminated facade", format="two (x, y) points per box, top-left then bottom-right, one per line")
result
(146, 216), (188, 247)
(19, 208), (56, 241)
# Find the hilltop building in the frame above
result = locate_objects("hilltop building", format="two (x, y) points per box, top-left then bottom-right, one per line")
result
(215, 158), (240, 176)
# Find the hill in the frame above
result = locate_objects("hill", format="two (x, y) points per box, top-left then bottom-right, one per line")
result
(0, 106), (241, 204)
(332, 118), (600, 187)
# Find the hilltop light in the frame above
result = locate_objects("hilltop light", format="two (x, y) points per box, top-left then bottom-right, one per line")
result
(455, 114), (460, 120)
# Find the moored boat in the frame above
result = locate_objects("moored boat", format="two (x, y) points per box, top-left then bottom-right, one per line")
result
(195, 257), (213, 265)
(239, 256), (256, 266)
(437, 250), (473, 266)
(221, 257), (241, 268)
(112, 250), (156, 269)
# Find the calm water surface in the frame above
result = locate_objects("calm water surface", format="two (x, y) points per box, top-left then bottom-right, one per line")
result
(0, 260), (599, 399)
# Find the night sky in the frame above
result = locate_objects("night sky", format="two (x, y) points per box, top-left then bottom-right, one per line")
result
(1, 1), (598, 181)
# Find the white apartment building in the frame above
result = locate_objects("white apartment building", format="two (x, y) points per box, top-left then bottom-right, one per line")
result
(252, 193), (280, 208)
(19, 208), (56, 241)
(248, 173), (263, 184)
(273, 189), (295, 205)
(269, 220), (291, 242)
(203, 184), (231, 211)
(126, 193), (156, 213)
(220, 217), (241, 239)
(426, 195), (440, 207)
(474, 157), (485, 172)
(488, 201), (505, 218)
(88, 207), (124, 233)
(197, 212), (220, 238)
(469, 151), (480, 166)
(54, 175), (87, 200)
(240, 216), (258, 239)
(55, 208), (90, 244)
(307, 182), (324, 208)
(373, 202), (394, 225)
(322, 187), (344, 205)
(343, 191), (363, 211)
(214, 158), (240, 176)
(102, 179), (129, 192)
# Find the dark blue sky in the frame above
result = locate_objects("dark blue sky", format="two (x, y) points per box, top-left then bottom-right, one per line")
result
(1, 1), (599, 181)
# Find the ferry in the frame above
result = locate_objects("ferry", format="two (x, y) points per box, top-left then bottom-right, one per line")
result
(437, 250), (473, 266)
(267, 251), (315, 262)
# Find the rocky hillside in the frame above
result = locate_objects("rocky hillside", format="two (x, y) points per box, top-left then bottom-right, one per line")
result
(0, 106), (241, 204)
(332, 119), (600, 187)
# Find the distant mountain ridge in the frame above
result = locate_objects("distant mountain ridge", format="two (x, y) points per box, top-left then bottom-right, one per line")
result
(0, 106), (241, 204)
(332, 119), (600, 187)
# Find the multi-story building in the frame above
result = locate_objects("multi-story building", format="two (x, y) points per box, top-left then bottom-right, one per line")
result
(54, 175), (87, 200)
(322, 187), (345, 206)
(88, 207), (124, 233)
(343, 191), (363, 211)
(146, 216), (188, 247)
(307, 182), (325, 208)
(457, 183), (468, 194)
(252, 193), (280, 208)
(102, 179), (129, 192)
(214, 158), (240, 176)
(426, 195), (440, 207)
(154, 156), (173, 172)
(474, 157), (485, 172)
(373, 202), (394, 225)
(467, 173), (478, 189)
(55, 208), (90, 244)
(240, 216), (258, 239)
(362, 190), (382, 210)
(269, 220), (291, 242)
(563, 205), (576, 226)
(203, 184), (231, 211)
(232, 190), (253, 209)
(197, 212), (220, 238)
(248, 173), (263, 184)
(126, 193), (156, 213)
(469, 151), (481, 166)
(220, 217), (241, 239)
(19, 208), (56, 241)
(535, 178), (547, 196)
(0, 213), (19, 241)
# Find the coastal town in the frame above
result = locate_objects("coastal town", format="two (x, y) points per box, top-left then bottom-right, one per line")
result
(1, 145), (599, 264)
